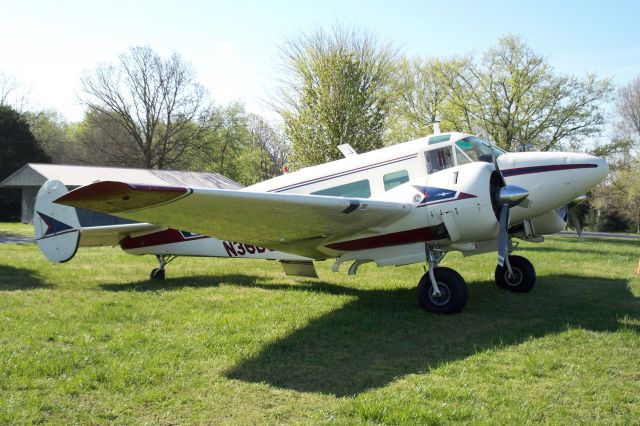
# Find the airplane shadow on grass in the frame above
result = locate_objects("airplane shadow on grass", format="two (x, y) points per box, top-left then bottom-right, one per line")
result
(102, 272), (640, 397)
(0, 265), (53, 290)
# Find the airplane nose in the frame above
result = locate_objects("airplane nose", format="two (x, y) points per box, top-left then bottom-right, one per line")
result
(594, 155), (609, 179)
(501, 151), (609, 219)
(583, 154), (609, 188)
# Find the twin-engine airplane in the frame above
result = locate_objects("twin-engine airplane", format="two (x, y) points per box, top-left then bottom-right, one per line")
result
(34, 132), (608, 314)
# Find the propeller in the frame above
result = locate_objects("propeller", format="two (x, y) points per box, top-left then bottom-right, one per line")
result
(487, 140), (529, 268)
(561, 195), (587, 240)
(567, 208), (583, 240)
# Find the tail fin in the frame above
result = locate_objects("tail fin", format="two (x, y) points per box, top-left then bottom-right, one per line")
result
(34, 180), (81, 263)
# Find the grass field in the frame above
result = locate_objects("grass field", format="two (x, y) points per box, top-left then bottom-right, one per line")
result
(1, 222), (639, 424)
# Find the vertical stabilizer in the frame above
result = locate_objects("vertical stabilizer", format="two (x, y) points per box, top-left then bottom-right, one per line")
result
(34, 180), (81, 263)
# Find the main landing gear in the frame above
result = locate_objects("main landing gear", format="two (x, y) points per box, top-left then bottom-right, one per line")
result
(495, 255), (536, 292)
(417, 246), (468, 314)
(417, 246), (537, 314)
(150, 254), (177, 281)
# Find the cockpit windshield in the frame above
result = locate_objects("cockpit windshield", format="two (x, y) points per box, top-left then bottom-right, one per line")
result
(455, 136), (505, 163)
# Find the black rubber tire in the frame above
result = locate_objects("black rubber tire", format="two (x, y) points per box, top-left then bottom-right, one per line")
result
(150, 268), (165, 280)
(495, 255), (536, 292)
(417, 267), (468, 314)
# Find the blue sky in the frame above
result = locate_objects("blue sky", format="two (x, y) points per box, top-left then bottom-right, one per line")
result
(1, 0), (639, 122)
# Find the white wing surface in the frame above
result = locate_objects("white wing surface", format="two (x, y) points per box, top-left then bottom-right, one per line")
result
(56, 181), (412, 258)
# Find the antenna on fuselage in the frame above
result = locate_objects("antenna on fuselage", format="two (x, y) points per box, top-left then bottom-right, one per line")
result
(431, 112), (441, 135)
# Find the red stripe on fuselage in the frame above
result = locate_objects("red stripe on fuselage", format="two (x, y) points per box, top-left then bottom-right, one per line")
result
(325, 226), (443, 251)
(120, 228), (208, 250)
(501, 163), (597, 177)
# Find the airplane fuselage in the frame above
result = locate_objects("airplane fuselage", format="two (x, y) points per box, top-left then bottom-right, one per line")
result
(119, 132), (607, 267)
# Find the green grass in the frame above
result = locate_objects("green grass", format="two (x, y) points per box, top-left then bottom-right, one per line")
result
(0, 232), (638, 424)
(0, 221), (34, 237)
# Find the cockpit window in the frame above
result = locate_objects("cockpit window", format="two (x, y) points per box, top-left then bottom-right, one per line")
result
(455, 136), (504, 163)
(454, 146), (473, 165)
(425, 147), (455, 173)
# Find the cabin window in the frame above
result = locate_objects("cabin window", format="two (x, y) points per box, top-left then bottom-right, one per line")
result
(312, 179), (371, 198)
(425, 147), (454, 174)
(383, 170), (409, 191)
(428, 134), (451, 145)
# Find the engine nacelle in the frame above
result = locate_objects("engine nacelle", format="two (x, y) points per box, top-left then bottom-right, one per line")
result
(528, 209), (567, 236)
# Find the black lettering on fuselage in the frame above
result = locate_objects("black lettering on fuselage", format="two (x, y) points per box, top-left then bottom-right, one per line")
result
(224, 241), (272, 257)
(223, 241), (237, 257)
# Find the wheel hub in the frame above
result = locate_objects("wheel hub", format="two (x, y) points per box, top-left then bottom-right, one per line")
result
(505, 268), (523, 286)
(429, 282), (451, 306)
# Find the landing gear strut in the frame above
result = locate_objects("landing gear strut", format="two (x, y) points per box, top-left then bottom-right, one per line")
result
(417, 245), (468, 314)
(150, 254), (177, 281)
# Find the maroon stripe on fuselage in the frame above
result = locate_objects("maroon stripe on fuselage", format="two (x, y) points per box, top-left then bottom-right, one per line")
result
(325, 226), (441, 251)
(121, 229), (208, 250)
(269, 153), (418, 192)
(501, 163), (597, 177)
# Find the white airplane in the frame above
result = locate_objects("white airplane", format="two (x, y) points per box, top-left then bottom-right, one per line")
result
(33, 132), (608, 314)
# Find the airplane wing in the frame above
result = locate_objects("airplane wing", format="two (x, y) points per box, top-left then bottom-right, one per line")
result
(56, 181), (412, 258)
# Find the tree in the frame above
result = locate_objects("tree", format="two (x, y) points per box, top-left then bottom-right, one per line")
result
(445, 35), (613, 151)
(0, 106), (51, 220)
(275, 26), (397, 168)
(195, 102), (252, 181)
(588, 75), (640, 232)
(617, 76), (640, 150)
(0, 71), (30, 112)
(246, 113), (289, 182)
(389, 56), (469, 142)
(24, 109), (75, 163)
(79, 46), (212, 169)
(193, 103), (289, 185)
(592, 165), (640, 233)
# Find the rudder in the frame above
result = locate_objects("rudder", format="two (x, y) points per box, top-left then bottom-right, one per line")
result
(34, 180), (81, 263)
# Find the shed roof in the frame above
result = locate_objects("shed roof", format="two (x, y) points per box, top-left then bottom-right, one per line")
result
(0, 163), (242, 189)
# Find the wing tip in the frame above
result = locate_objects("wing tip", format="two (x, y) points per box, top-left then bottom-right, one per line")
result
(55, 181), (189, 213)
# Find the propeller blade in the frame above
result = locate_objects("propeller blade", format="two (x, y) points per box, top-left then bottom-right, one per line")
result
(497, 204), (510, 267)
(568, 208), (584, 240)
(489, 141), (506, 186)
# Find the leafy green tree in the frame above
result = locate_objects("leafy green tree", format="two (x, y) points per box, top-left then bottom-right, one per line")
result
(193, 103), (287, 185)
(388, 57), (469, 142)
(455, 35), (613, 151)
(275, 26), (397, 168)
(196, 102), (252, 181)
(592, 165), (640, 233)
(0, 106), (51, 220)
(245, 113), (289, 182)
(24, 109), (75, 163)
(396, 35), (613, 151)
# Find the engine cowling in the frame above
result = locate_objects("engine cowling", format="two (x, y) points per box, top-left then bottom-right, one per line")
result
(422, 162), (501, 243)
